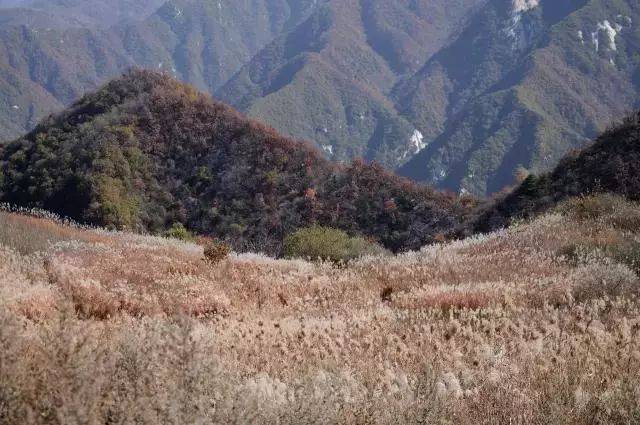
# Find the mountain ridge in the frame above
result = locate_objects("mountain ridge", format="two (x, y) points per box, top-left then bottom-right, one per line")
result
(472, 110), (640, 232)
(0, 0), (639, 197)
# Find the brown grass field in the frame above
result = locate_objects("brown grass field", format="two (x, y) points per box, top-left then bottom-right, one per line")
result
(0, 196), (639, 424)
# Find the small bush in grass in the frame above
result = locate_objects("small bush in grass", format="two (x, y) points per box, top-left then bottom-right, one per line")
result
(572, 261), (639, 303)
(607, 241), (640, 274)
(164, 222), (194, 242)
(556, 194), (620, 221)
(557, 243), (597, 266)
(557, 194), (640, 232)
(559, 238), (640, 275)
(283, 226), (387, 263)
(203, 240), (231, 265)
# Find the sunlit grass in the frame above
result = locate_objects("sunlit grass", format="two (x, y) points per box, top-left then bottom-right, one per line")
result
(0, 196), (639, 423)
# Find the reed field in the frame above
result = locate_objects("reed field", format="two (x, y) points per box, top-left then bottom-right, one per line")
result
(0, 196), (639, 424)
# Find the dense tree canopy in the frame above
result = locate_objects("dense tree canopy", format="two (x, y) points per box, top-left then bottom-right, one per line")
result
(0, 70), (470, 254)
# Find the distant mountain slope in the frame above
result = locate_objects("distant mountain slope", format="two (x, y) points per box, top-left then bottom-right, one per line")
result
(0, 0), (320, 141)
(0, 0), (638, 196)
(399, 0), (640, 195)
(117, 0), (321, 94)
(0, 70), (467, 253)
(0, 0), (166, 27)
(0, 7), (90, 29)
(217, 0), (484, 169)
(0, 15), (113, 141)
(0, 65), (62, 141)
(473, 110), (640, 231)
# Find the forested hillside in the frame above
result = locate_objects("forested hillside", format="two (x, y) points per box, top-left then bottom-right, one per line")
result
(1, 0), (638, 196)
(399, 0), (640, 195)
(473, 111), (640, 231)
(0, 0), (320, 140)
(217, 0), (483, 169)
(0, 70), (469, 254)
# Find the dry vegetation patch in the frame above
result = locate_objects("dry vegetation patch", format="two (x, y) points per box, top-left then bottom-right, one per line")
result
(1, 198), (639, 423)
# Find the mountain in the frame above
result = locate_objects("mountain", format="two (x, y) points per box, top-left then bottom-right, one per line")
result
(0, 0), (166, 28)
(219, 0), (640, 192)
(0, 25), (132, 142)
(217, 0), (484, 169)
(0, 70), (468, 254)
(398, 0), (640, 195)
(0, 0), (639, 196)
(116, 0), (319, 93)
(0, 0), (320, 141)
(473, 110), (640, 231)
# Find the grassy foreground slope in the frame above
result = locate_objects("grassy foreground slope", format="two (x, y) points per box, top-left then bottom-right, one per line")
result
(1, 196), (639, 423)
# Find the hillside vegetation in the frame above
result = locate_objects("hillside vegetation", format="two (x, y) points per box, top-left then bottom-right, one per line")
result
(0, 193), (639, 423)
(2, 0), (638, 196)
(475, 111), (640, 232)
(0, 0), (319, 141)
(398, 0), (640, 194)
(0, 0), (165, 27)
(0, 70), (468, 255)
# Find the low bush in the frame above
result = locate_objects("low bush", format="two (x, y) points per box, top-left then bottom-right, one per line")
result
(557, 194), (640, 232)
(559, 238), (640, 276)
(607, 241), (640, 275)
(283, 226), (387, 263)
(572, 261), (639, 303)
(556, 194), (621, 221)
(163, 223), (194, 242)
(203, 240), (231, 265)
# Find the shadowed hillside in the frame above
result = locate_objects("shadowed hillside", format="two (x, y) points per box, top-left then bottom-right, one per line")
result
(473, 111), (640, 231)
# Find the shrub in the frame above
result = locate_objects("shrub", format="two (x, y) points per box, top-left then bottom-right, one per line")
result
(559, 237), (640, 275)
(556, 194), (621, 221)
(556, 194), (640, 232)
(283, 226), (387, 263)
(164, 223), (194, 242)
(572, 262), (639, 303)
(557, 242), (597, 267)
(607, 241), (640, 275)
(203, 240), (231, 264)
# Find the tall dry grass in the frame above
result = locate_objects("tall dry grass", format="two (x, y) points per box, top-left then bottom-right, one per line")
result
(0, 196), (639, 424)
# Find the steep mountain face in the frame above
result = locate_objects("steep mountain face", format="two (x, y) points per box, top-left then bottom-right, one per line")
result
(399, 0), (640, 195)
(473, 110), (640, 232)
(0, 66), (62, 140)
(0, 0), (319, 141)
(0, 0), (166, 28)
(0, 0), (639, 196)
(117, 0), (320, 94)
(0, 24), (134, 142)
(217, 0), (484, 169)
(0, 71), (468, 254)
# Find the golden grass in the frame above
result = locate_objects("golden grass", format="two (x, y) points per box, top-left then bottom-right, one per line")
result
(0, 199), (639, 424)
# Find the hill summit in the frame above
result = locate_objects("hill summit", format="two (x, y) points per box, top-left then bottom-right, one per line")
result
(0, 70), (469, 254)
